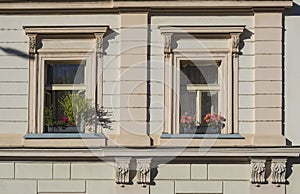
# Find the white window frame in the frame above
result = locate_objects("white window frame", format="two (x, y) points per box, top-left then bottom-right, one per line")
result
(174, 53), (230, 134)
(24, 26), (108, 134)
(159, 26), (244, 135)
(39, 54), (94, 133)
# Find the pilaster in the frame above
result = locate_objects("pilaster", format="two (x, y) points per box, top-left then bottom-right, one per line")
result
(116, 11), (150, 146)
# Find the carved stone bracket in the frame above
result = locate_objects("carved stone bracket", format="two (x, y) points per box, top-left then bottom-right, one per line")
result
(28, 34), (37, 54)
(115, 157), (131, 187)
(162, 32), (173, 58)
(231, 33), (240, 58)
(136, 158), (151, 187)
(271, 159), (287, 185)
(94, 32), (105, 57)
(251, 159), (266, 186)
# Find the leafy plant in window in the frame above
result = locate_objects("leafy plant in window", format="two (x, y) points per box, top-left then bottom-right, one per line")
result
(203, 112), (226, 133)
(44, 105), (55, 128)
(58, 92), (95, 129)
(44, 92), (113, 133)
(180, 112), (197, 134)
(180, 112), (196, 128)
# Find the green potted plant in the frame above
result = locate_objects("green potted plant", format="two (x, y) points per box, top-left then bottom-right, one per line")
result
(45, 92), (95, 133)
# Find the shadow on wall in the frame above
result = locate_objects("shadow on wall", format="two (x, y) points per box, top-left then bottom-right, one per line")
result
(285, 2), (300, 16)
(0, 46), (30, 59)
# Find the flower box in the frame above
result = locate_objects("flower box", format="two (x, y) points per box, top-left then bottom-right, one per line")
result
(47, 126), (84, 133)
(183, 127), (197, 134)
(197, 126), (221, 134)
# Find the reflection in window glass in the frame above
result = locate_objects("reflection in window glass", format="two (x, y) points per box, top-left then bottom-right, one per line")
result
(44, 61), (86, 133)
(46, 63), (84, 84)
(180, 60), (221, 134)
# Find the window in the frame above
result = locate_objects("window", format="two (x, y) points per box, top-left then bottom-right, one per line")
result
(44, 61), (87, 133)
(180, 60), (224, 134)
(159, 26), (244, 135)
(24, 26), (108, 134)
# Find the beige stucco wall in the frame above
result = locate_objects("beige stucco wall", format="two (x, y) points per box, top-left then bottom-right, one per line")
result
(0, 10), (287, 146)
(285, 0), (300, 145)
(0, 161), (251, 194)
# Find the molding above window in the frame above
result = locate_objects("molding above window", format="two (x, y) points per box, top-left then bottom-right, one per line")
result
(158, 25), (245, 35)
(23, 26), (108, 35)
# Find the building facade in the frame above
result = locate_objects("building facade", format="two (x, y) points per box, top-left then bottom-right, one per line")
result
(0, 0), (300, 193)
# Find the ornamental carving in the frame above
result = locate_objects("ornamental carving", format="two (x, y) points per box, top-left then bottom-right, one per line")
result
(115, 158), (131, 187)
(231, 34), (240, 58)
(94, 33), (104, 56)
(271, 159), (286, 185)
(137, 158), (151, 187)
(28, 34), (37, 54)
(251, 160), (266, 186)
(162, 33), (173, 58)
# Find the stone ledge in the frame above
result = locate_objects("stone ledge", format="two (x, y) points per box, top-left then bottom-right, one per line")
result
(160, 134), (244, 139)
(24, 133), (106, 139)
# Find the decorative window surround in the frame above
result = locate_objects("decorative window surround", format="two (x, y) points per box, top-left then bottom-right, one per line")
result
(115, 157), (131, 187)
(159, 26), (244, 135)
(23, 26), (108, 134)
(251, 159), (266, 186)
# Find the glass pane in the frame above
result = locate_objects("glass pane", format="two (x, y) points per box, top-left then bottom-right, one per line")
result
(44, 90), (87, 133)
(180, 61), (218, 84)
(201, 91), (218, 120)
(180, 60), (223, 134)
(46, 63), (84, 84)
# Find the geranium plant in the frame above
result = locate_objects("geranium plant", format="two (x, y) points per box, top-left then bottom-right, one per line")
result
(180, 112), (196, 128)
(203, 112), (226, 129)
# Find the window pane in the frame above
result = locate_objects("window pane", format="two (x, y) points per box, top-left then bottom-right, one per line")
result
(180, 61), (218, 84)
(46, 63), (84, 84)
(201, 91), (218, 120)
(180, 60), (222, 134)
(44, 90), (86, 133)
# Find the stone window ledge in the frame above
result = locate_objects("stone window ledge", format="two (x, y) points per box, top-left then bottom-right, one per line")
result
(160, 133), (244, 139)
(24, 133), (106, 139)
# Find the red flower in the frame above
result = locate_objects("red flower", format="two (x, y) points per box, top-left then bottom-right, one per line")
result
(62, 116), (68, 123)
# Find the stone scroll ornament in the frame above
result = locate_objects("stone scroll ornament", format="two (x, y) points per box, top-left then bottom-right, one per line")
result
(271, 160), (286, 185)
(251, 160), (266, 186)
(137, 158), (151, 187)
(115, 158), (130, 187)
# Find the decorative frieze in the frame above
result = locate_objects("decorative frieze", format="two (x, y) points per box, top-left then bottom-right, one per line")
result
(271, 159), (287, 185)
(136, 158), (151, 187)
(115, 157), (131, 187)
(251, 159), (266, 186)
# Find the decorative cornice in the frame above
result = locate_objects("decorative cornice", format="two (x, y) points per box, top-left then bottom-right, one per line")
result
(115, 157), (131, 187)
(23, 26), (108, 35)
(251, 159), (266, 186)
(0, 147), (299, 158)
(271, 159), (287, 185)
(137, 158), (151, 187)
(0, 1), (293, 12)
(159, 26), (245, 34)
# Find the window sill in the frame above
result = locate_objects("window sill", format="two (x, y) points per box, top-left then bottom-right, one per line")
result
(160, 133), (244, 139)
(24, 133), (106, 139)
